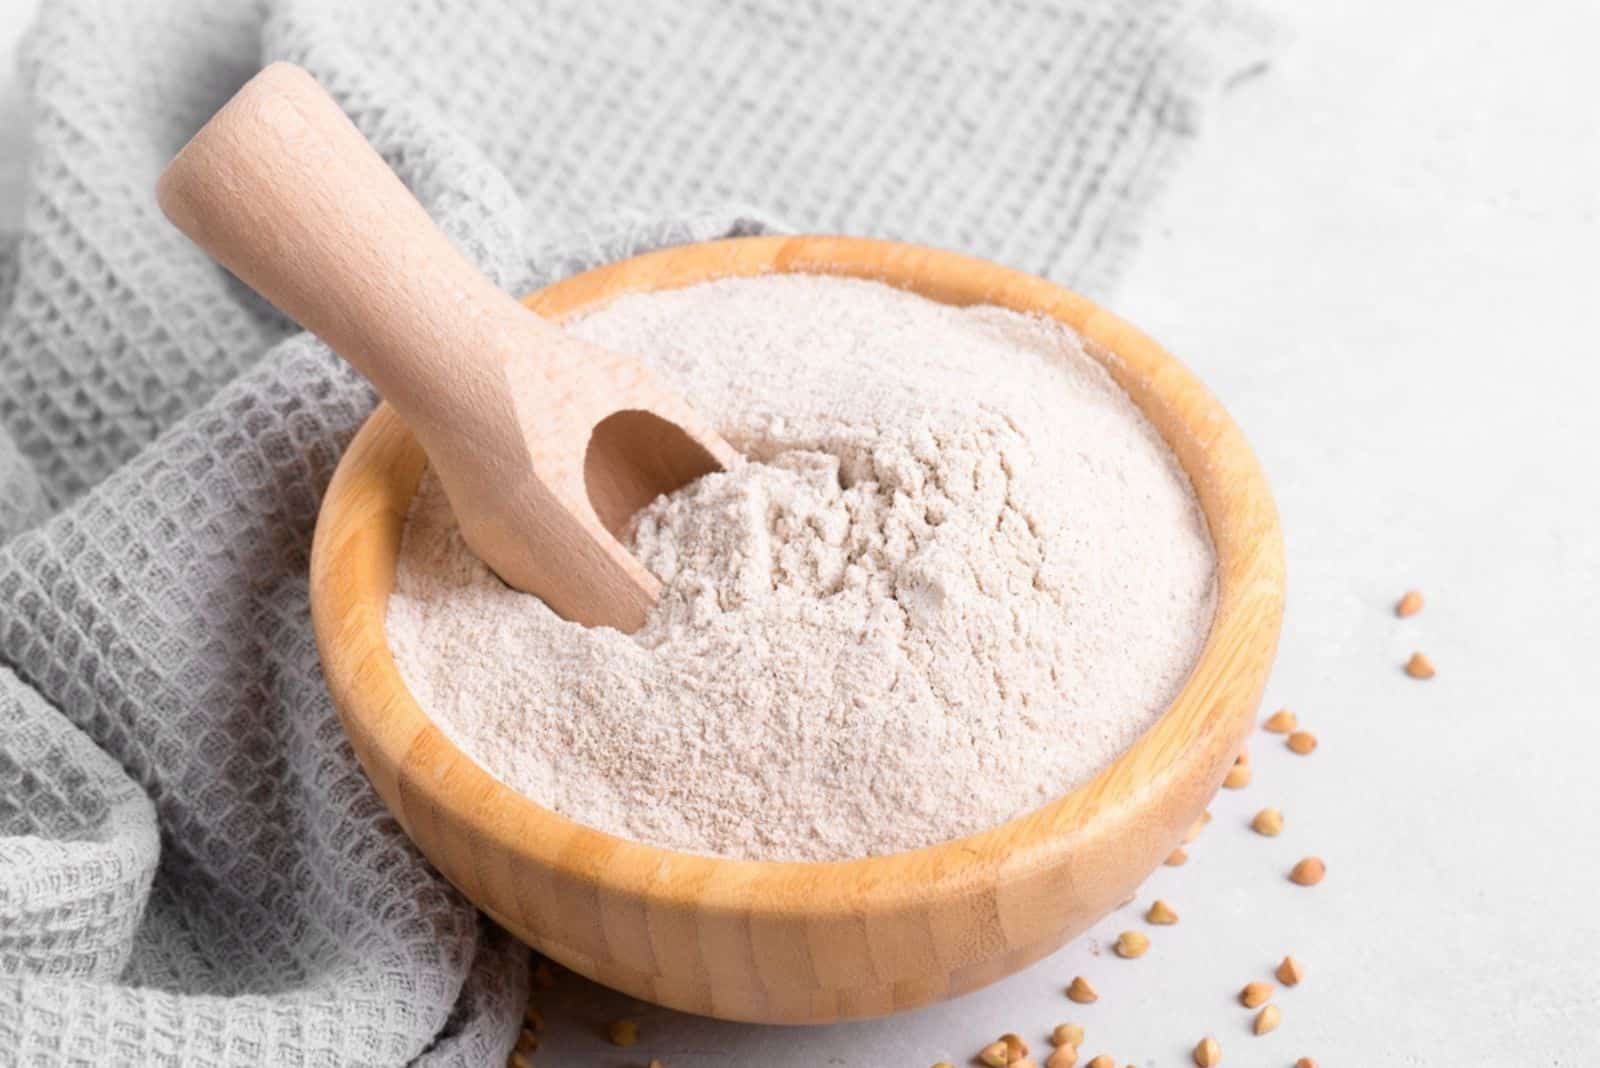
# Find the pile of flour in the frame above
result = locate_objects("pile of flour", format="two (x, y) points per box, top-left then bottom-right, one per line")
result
(386, 275), (1216, 862)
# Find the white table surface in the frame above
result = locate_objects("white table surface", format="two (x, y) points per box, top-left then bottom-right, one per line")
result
(4, 1), (1597, 1063)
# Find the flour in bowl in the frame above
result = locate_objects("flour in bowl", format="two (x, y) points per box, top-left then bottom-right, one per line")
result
(386, 275), (1216, 861)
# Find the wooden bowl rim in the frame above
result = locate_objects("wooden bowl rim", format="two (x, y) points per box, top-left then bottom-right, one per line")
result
(310, 234), (1284, 921)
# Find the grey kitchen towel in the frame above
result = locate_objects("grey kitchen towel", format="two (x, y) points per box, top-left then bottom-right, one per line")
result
(0, 1), (1266, 1063)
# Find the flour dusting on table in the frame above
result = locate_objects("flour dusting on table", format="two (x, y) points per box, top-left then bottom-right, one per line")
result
(387, 275), (1215, 861)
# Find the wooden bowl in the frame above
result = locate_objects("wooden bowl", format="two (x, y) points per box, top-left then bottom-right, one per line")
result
(309, 236), (1285, 1024)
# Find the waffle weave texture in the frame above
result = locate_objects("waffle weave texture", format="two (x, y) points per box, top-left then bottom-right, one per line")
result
(0, 1), (1264, 1063)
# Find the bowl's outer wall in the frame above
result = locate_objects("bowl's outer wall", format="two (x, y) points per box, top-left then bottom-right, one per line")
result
(309, 236), (1285, 1023)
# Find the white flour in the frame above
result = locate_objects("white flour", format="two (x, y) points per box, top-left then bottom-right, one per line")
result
(386, 275), (1216, 861)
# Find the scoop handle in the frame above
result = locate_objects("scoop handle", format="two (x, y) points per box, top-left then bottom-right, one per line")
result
(156, 62), (551, 449)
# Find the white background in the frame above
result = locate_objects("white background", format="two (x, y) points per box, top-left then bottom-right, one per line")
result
(3, 0), (1597, 1063)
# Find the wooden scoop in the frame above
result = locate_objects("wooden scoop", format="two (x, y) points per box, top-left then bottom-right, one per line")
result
(158, 63), (736, 632)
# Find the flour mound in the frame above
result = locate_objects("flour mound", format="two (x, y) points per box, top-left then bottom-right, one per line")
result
(387, 276), (1216, 861)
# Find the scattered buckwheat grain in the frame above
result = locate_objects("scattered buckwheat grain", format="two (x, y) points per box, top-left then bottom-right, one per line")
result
(1086, 1056), (1115, 1068)
(1146, 899), (1179, 925)
(1263, 708), (1297, 733)
(1395, 590), (1423, 617)
(1114, 931), (1150, 958)
(1295, 1058), (1318, 1068)
(606, 1018), (639, 1047)
(1253, 1004), (1281, 1035)
(1223, 763), (1252, 788)
(1239, 981), (1274, 1008)
(1193, 1035), (1222, 1066)
(1051, 1023), (1085, 1048)
(513, 1029), (537, 1054)
(1066, 976), (1099, 1004)
(1405, 652), (1435, 679)
(979, 1041), (1010, 1067)
(1046, 1047), (1078, 1068)
(1290, 856), (1326, 886)
(1166, 847), (1189, 866)
(1002, 1033), (1030, 1062)
(509, 1052), (532, 1068)
(1276, 955), (1305, 986)
(1286, 730), (1318, 755)
(1251, 807), (1284, 836)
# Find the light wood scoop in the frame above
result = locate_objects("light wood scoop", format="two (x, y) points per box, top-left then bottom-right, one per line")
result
(157, 62), (736, 632)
